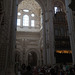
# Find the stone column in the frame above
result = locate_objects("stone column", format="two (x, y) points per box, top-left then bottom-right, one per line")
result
(42, 0), (55, 65)
(42, 11), (47, 65)
(44, 9), (51, 65)
(65, 0), (75, 64)
(0, 0), (16, 75)
(44, 0), (55, 65)
(5, 0), (18, 75)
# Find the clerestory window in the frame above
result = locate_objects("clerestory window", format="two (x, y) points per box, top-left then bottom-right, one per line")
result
(54, 7), (62, 14)
(17, 19), (21, 26)
(31, 20), (35, 27)
(17, 10), (35, 27)
(23, 15), (29, 26)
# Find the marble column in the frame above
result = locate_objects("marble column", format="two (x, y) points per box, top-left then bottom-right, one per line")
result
(65, 0), (75, 64)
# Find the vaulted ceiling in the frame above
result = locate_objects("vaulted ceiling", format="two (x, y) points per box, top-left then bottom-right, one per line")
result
(18, 0), (41, 12)
(18, 0), (45, 10)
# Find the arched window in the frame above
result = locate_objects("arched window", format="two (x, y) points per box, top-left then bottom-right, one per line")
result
(31, 20), (35, 27)
(17, 19), (21, 26)
(54, 7), (58, 14)
(23, 15), (29, 26)
(54, 7), (62, 14)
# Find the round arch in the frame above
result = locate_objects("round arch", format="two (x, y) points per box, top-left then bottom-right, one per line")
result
(25, 48), (41, 66)
(17, 0), (45, 30)
(17, 0), (45, 66)
(53, 0), (66, 13)
(18, 0), (45, 12)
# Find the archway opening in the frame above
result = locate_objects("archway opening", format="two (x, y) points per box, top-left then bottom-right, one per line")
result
(28, 51), (37, 66)
(16, 0), (43, 66)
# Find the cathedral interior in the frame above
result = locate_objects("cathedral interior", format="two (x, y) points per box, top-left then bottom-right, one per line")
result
(0, 0), (75, 75)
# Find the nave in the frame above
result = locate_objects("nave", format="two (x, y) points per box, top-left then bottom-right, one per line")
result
(0, 0), (75, 75)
